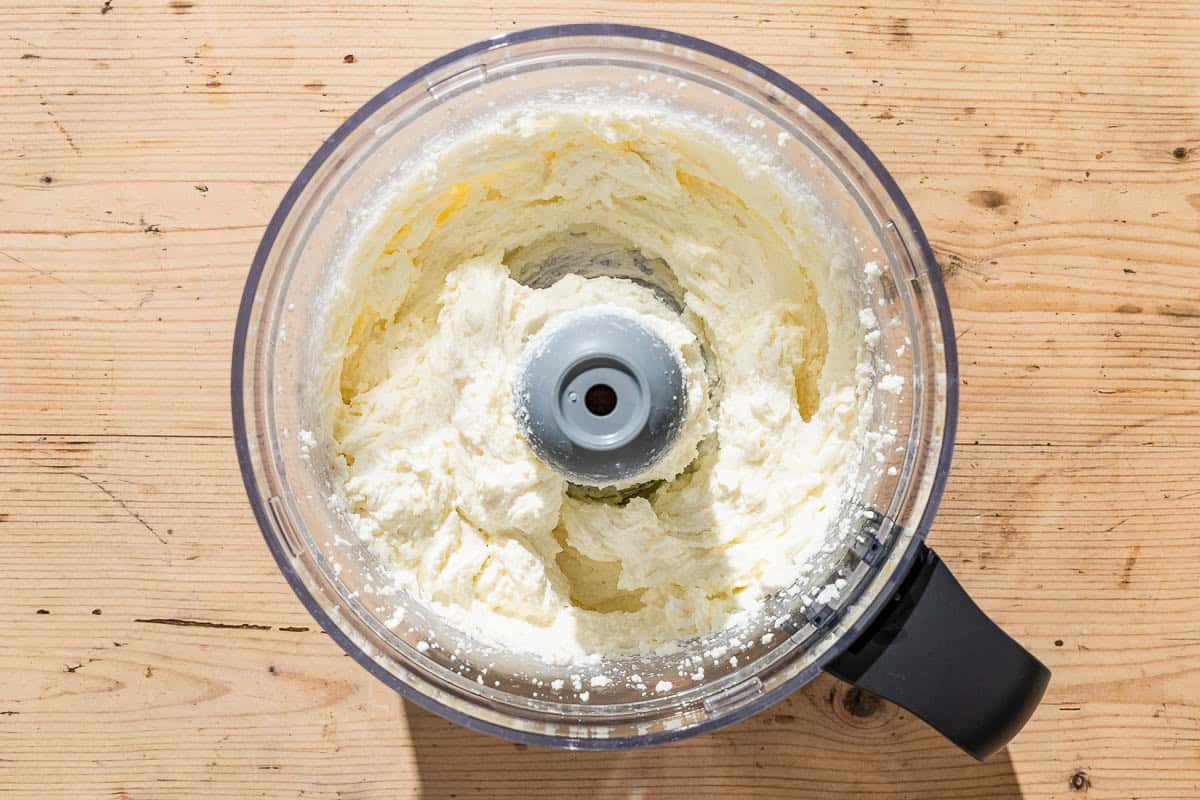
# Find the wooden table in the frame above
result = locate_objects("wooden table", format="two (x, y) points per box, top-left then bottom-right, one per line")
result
(3, 2), (1198, 798)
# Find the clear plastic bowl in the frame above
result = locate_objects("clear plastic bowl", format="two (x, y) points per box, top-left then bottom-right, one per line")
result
(233, 25), (960, 749)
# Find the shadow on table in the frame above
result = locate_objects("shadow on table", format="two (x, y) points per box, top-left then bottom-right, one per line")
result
(400, 673), (1027, 799)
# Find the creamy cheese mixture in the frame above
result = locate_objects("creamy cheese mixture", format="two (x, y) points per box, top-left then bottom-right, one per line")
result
(320, 109), (866, 661)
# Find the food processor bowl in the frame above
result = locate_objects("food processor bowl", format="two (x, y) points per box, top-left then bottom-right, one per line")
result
(233, 24), (1048, 759)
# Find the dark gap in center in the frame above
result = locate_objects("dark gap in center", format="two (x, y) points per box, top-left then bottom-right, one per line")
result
(585, 384), (618, 416)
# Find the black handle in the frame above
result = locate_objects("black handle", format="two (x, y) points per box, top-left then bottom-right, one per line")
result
(828, 545), (1049, 760)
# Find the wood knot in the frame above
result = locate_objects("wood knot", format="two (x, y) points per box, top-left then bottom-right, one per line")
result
(1070, 770), (1091, 792)
(841, 687), (882, 718)
(829, 682), (894, 728)
(968, 189), (1009, 209)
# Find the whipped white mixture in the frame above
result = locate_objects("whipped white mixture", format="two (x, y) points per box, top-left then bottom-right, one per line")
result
(320, 109), (867, 662)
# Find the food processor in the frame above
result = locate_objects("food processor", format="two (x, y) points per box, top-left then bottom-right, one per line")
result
(232, 25), (1049, 759)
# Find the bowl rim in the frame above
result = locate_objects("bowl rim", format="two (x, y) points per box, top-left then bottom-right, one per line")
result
(231, 22), (959, 750)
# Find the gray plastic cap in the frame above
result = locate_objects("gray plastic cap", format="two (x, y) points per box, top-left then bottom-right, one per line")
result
(515, 310), (687, 486)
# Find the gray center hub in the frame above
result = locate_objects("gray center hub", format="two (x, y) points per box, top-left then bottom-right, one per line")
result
(515, 310), (687, 486)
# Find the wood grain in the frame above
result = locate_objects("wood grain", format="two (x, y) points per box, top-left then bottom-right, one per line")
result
(2, 1), (1198, 798)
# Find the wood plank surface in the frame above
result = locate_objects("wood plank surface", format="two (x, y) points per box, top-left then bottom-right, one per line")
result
(2, 1), (1198, 798)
